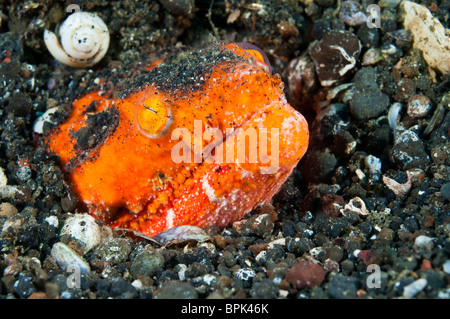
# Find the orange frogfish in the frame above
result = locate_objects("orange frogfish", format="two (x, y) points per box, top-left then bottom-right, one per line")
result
(45, 43), (309, 237)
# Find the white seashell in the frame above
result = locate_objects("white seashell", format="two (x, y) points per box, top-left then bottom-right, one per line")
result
(388, 102), (402, 130)
(44, 11), (109, 68)
(51, 242), (91, 275)
(60, 213), (102, 253)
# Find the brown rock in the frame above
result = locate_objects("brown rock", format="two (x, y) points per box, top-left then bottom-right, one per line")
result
(321, 194), (345, 217)
(424, 216), (435, 228)
(285, 261), (325, 289)
(248, 243), (267, 257)
(28, 292), (49, 299)
(420, 259), (432, 272)
(0, 202), (18, 217)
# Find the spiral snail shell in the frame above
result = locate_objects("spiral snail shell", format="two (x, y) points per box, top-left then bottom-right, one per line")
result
(44, 11), (110, 68)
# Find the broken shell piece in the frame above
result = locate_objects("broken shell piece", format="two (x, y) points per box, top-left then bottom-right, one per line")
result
(44, 11), (110, 68)
(382, 171), (412, 196)
(340, 197), (369, 216)
(33, 107), (60, 134)
(388, 102), (403, 130)
(424, 93), (449, 135)
(326, 83), (354, 100)
(152, 225), (211, 246)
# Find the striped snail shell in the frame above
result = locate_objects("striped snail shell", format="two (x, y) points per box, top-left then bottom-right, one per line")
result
(44, 11), (110, 68)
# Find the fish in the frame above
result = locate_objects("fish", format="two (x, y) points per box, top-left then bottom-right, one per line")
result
(45, 42), (309, 236)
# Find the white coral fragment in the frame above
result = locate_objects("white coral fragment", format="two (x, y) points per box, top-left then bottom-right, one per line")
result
(382, 171), (412, 196)
(340, 197), (368, 216)
(400, 1), (450, 74)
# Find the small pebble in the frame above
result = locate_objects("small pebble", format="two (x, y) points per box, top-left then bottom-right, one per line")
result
(159, 0), (194, 16)
(109, 278), (138, 299)
(61, 192), (78, 213)
(130, 250), (165, 278)
(378, 228), (395, 242)
(407, 94), (432, 118)
(28, 292), (49, 299)
(323, 245), (344, 262)
(239, 213), (274, 237)
(323, 259), (340, 272)
(94, 238), (132, 264)
(327, 275), (359, 298)
(443, 260), (450, 274)
(402, 278), (427, 298)
(392, 129), (430, 170)
(14, 274), (36, 299)
(44, 215), (59, 228)
(339, 1), (367, 26)
(388, 102), (402, 129)
(285, 237), (314, 255)
(440, 183), (450, 200)
(357, 24), (380, 48)
(250, 279), (279, 299)
(413, 235), (434, 258)
(340, 259), (355, 271)
(8, 93), (32, 116)
(153, 281), (198, 299)
(364, 155), (382, 176)
(15, 165), (31, 182)
(301, 148), (338, 183)
(349, 67), (389, 120)
(311, 19), (331, 40)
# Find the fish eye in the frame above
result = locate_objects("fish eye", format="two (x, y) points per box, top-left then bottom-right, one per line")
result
(236, 42), (272, 74)
(136, 98), (172, 138)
